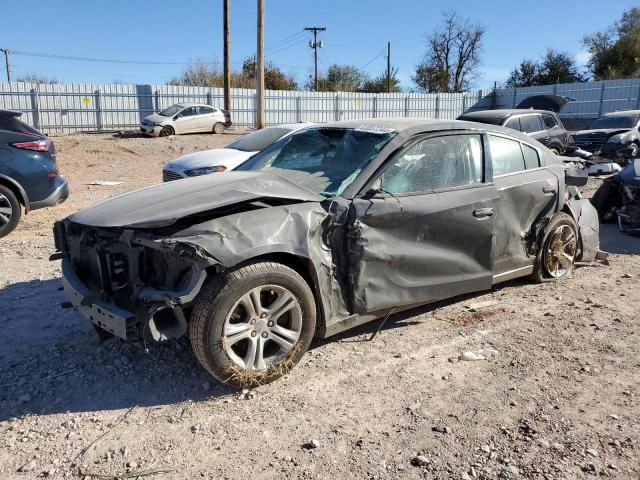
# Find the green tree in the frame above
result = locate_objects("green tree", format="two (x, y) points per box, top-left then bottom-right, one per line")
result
(412, 11), (486, 93)
(583, 7), (640, 79)
(505, 49), (587, 87)
(311, 64), (368, 92)
(241, 57), (298, 90)
(360, 67), (402, 93)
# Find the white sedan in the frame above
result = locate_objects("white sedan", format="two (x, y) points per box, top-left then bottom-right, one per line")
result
(141, 103), (231, 137)
(162, 123), (313, 181)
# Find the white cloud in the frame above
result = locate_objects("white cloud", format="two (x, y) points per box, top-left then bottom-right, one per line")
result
(575, 50), (591, 66)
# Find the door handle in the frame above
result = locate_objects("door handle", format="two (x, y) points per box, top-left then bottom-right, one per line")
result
(473, 207), (494, 218)
(542, 185), (555, 194)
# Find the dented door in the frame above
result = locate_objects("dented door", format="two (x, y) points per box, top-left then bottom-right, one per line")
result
(347, 133), (498, 314)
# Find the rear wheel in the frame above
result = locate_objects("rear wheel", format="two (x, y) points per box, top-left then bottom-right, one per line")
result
(549, 148), (560, 155)
(159, 126), (174, 137)
(0, 185), (21, 238)
(531, 213), (578, 283)
(213, 122), (225, 134)
(189, 261), (316, 388)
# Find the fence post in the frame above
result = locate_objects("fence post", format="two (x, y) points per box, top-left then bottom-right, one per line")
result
(296, 96), (302, 122)
(553, 84), (558, 95)
(435, 94), (440, 118)
(154, 90), (160, 112)
(335, 94), (340, 121)
(462, 95), (467, 114)
(372, 96), (377, 118)
(94, 89), (103, 132)
(30, 88), (40, 130)
(404, 95), (409, 117)
(636, 84), (640, 110)
(512, 87), (517, 108)
(206, 91), (212, 106)
(598, 82), (606, 115)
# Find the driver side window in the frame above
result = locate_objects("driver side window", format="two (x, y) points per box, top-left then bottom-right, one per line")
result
(382, 134), (484, 194)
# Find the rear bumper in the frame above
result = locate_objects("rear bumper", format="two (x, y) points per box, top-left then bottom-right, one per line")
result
(29, 177), (69, 211)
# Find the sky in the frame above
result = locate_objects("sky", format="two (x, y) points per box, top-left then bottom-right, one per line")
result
(0, 0), (634, 90)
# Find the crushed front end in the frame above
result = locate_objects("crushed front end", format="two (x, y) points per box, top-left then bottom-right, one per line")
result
(52, 219), (217, 342)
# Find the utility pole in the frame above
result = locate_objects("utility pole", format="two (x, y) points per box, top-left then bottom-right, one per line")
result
(305, 27), (326, 91)
(256, 0), (265, 128)
(386, 42), (391, 93)
(1, 49), (10, 83)
(223, 0), (231, 112)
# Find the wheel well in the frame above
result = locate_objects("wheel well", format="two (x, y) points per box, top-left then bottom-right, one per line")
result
(238, 252), (326, 334)
(0, 177), (27, 209)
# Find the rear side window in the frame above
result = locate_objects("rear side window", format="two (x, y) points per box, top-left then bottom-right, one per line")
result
(488, 135), (525, 176)
(382, 134), (483, 194)
(542, 114), (557, 129)
(503, 117), (521, 131)
(198, 106), (214, 115)
(522, 144), (540, 169)
(0, 115), (42, 136)
(520, 115), (544, 133)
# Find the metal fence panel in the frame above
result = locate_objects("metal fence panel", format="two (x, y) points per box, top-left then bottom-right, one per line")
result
(1, 78), (638, 134)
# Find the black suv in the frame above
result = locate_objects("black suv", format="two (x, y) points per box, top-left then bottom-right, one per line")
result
(459, 95), (571, 154)
(574, 110), (640, 161)
(0, 110), (69, 238)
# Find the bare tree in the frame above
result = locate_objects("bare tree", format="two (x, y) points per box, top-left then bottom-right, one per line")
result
(413, 12), (486, 93)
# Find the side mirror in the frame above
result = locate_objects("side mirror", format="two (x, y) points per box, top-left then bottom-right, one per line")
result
(174, 114), (182, 120)
(365, 177), (384, 197)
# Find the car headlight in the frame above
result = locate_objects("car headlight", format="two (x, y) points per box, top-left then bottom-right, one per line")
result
(607, 134), (625, 144)
(183, 166), (227, 177)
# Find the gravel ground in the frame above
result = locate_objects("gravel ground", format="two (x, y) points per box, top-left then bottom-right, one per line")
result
(0, 132), (639, 479)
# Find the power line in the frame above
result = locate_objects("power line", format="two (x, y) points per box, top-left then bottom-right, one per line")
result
(10, 50), (190, 66)
(267, 30), (306, 50)
(359, 48), (386, 71)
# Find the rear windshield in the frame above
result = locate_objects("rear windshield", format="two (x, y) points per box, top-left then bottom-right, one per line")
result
(0, 115), (42, 136)
(589, 114), (639, 129)
(236, 127), (395, 197)
(227, 127), (292, 152)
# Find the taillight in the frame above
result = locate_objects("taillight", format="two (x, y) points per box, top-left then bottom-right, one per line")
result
(12, 139), (51, 152)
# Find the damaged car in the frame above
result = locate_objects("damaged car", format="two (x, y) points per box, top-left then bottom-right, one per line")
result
(52, 119), (599, 387)
(574, 110), (640, 162)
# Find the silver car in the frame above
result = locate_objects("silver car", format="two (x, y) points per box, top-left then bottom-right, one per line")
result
(140, 103), (231, 137)
(162, 123), (313, 181)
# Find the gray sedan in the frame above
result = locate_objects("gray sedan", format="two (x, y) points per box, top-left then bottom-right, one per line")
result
(54, 118), (598, 388)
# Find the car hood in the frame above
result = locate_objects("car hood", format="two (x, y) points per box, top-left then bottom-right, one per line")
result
(143, 113), (169, 125)
(575, 128), (631, 137)
(69, 171), (324, 229)
(165, 148), (255, 171)
(516, 95), (574, 112)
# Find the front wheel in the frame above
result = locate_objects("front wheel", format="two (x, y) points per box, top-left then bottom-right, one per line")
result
(531, 213), (578, 283)
(0, 185), (21, 238)
(189, 261), (317, 388)
(159, 126), (174, 137)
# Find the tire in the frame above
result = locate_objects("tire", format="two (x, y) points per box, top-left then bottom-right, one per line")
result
(549, 148), (560, 156)
(0, 185), (21, 239)
(159, 126), (174, 137)
(189, 261), (316, 388)
(213, 122), (225, 134)
(530, 213), (578, 283)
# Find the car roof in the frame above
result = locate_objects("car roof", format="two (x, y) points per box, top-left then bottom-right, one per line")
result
(174, 102), (212, 108)
(460, 109), (553, 121)
(0, 109), (22, 118)
(602, 110), (640, 117)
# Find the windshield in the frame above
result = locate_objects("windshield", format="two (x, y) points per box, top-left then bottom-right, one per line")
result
(589, 114), (639, 130)
(227, 127), (292, 152)
(159, 105), (183, 117)
(236, 127), (395, 197)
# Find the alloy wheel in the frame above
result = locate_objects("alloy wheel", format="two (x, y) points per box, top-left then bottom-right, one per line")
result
(222, 285), (303, 370)
(0, 192), (13, 229)
(543, 224), (577, 278)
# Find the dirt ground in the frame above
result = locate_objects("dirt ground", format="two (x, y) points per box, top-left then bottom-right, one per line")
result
(0, 132), (639, 480)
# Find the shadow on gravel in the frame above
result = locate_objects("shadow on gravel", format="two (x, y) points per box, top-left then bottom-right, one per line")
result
(599, 223), (640, 255)
(0, 279), (233, 422)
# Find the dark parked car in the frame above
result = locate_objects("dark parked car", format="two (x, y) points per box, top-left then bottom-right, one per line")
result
(574, 110), (640, 161)
(0, 110), (69, 238)
(53, 119), (598, 387)
(459, 95), (571, 154)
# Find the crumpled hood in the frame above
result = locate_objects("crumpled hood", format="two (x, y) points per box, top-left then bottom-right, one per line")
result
(143, 113), (169, 125)
(69, 171), (324, 228)
(165, 148), (255, 171)
(575, 128), (631, 137)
